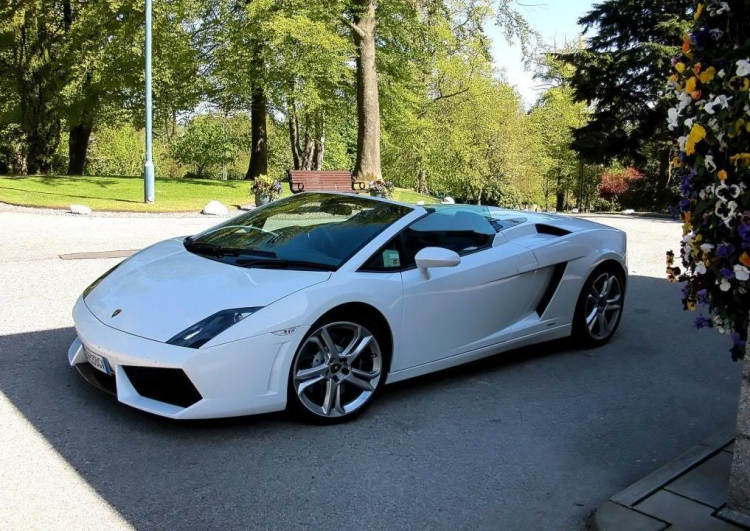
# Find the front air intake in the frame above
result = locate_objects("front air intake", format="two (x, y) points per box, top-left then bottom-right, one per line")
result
(122, 366), (202, 408)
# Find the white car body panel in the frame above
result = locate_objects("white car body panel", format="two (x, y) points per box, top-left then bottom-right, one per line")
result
(69, 192), (627, 419)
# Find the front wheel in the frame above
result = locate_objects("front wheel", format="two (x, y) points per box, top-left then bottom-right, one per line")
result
(572, 266), (625, 347)
(288, 318), (385, 424)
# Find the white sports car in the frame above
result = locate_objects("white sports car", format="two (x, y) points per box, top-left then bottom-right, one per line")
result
(69, 192), (627, 423)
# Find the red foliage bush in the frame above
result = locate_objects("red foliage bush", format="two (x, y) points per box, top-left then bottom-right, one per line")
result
(599, 167), (644, 200)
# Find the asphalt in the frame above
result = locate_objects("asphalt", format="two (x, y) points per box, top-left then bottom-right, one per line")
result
(0, 209), (743, 531)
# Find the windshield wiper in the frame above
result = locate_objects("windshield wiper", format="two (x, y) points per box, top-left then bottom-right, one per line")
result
(235, 258), (336, 271)
(185, 239), (277, 259)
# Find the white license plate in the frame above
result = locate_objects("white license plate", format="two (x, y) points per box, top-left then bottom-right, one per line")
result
(85, 349), (111, 375)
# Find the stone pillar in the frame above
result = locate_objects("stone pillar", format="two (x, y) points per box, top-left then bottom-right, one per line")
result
(726, 345), (750, 526)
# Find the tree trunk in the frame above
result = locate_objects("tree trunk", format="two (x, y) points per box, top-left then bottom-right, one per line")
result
(67, 120), (92, 175)
(655, 147), (672, 211)
(312, 111), (324, 170)
(418, 168), (428, 195)
(726, 326), (750, 523)
(313, 131), (324, 171)
(301, 120), (314, 170)
(245, 80), (268, 180)
(351, 0), (382, 181)
(289, 107), (302, 171)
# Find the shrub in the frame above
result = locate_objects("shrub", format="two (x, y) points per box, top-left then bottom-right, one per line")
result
(599, 167), (644, 201)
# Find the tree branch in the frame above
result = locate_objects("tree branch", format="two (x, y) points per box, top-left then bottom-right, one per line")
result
(342, 17), (366, 38)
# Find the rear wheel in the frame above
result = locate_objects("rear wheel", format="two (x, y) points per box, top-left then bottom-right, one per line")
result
(573, 266), (625, 347)
(288, 318), (386, 424)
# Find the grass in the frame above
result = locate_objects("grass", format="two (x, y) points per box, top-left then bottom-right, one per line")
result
(0, 175), (438, 212)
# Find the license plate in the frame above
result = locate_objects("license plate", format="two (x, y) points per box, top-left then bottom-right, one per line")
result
(85, 349), (111, 375)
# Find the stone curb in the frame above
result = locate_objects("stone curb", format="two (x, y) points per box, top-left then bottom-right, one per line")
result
(589, 427), (737, 531)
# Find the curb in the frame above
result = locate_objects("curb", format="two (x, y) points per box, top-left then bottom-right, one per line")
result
(589, 427), (737, 531)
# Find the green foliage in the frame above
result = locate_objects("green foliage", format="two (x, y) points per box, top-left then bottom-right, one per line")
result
(556, 0), (692, 210)
(171, 114), (250, 179)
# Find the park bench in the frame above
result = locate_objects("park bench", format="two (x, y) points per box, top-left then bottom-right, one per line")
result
(288, 170), (368, 194)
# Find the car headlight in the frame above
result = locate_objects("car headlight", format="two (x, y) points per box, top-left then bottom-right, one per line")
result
(166, 307), (263, 349)
(83, 263), (123, 299)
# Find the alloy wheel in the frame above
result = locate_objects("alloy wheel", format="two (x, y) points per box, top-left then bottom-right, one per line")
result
(584, 272), (623, 341)
(293, 321), (382, 418)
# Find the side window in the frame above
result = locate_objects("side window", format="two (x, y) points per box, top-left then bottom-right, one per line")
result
(360, 209), (496, 273)
(361, 237), (403, 272)
(400, 210), (495, 268)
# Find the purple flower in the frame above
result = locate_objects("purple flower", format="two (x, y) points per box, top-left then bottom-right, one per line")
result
(721, 267), (735, 279)
(716, 243), (736, 259)
(668, 205), (680, 221)
(694, 315), (711, 330)
(679, 198), (691, 212)
(697, 289), (709, 305)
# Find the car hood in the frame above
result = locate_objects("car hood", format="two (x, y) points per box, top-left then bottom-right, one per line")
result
(84, 238), (331, 342)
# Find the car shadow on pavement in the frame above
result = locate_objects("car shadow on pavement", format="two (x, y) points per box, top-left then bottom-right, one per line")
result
(0, 275), (743, 531)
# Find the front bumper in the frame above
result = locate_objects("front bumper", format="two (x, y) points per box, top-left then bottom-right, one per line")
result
(69, 297), (306, 419)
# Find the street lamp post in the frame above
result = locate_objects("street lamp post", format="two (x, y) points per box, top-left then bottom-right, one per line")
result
(143, 0), (155, 203)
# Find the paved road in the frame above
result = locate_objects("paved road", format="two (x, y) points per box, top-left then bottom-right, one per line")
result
(0, 209), (742, 531)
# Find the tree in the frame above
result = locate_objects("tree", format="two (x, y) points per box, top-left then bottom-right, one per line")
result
(557, 0), (693, 208)
(0, 0), (72, 173)
(529, 85), (589, 210)
(170, 114), (249, 179)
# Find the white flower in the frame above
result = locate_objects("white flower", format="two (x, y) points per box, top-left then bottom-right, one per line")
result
(734, 265), (750, 281)
(684, 117), (694, 129)
(678, 135), (687, 151)
(707, 2), (730, 16)
(705, 154), (717, 172)
(677, 91), (692, 111)
(736, 59), (750, 77)
(700, 243), (715, 253)
(708, 118), (719, 131)
(719, 69), (726, 78)
(696, 262), (708, 274)
(667, 107), (681, 130)
(705, 94), (732, 114)
(720, 278), (732, 292)
(683, 233), (695, 245)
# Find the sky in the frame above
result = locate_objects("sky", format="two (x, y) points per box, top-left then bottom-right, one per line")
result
(486, 0), (597, 107)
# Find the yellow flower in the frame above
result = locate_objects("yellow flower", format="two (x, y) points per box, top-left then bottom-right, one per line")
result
(675, 62), (686, 74)
(672, 155), (681, 168)
(742, 252), (750, 267)
(687, 299), (696, 311)
(694, 3), (704, 19)
(718, 170), (728, 181)
(730, 153), (750, 166)
(699, 66), (716, 84)
(685, 76), (698, 93)
(693, 63), (702, 76)
(685, 123), (706, 155)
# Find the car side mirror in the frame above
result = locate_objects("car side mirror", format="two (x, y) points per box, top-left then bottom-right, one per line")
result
(415, 247), (461, 280)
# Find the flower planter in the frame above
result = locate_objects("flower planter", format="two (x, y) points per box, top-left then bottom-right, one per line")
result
(255, 194), (271, 206)
(370, 191), (385, 198)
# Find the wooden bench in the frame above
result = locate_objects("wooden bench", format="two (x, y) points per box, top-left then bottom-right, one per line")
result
(288, 170), (368, 194)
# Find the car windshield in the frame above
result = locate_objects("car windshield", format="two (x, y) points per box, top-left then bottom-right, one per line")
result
(185, 193), (412, 270)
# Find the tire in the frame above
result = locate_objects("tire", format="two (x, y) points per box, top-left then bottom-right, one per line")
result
(287, 313), (388, 424)
(572, 264), (625, 347)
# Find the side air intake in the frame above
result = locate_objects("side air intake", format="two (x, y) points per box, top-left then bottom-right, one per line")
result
(535, 224), (571, 237)
(536, 263), (567, 317)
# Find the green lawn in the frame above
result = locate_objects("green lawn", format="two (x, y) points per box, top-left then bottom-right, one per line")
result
(0, 175), (438, 212)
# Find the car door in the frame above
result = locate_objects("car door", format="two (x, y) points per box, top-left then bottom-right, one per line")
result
(390, 208), (542, 371)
